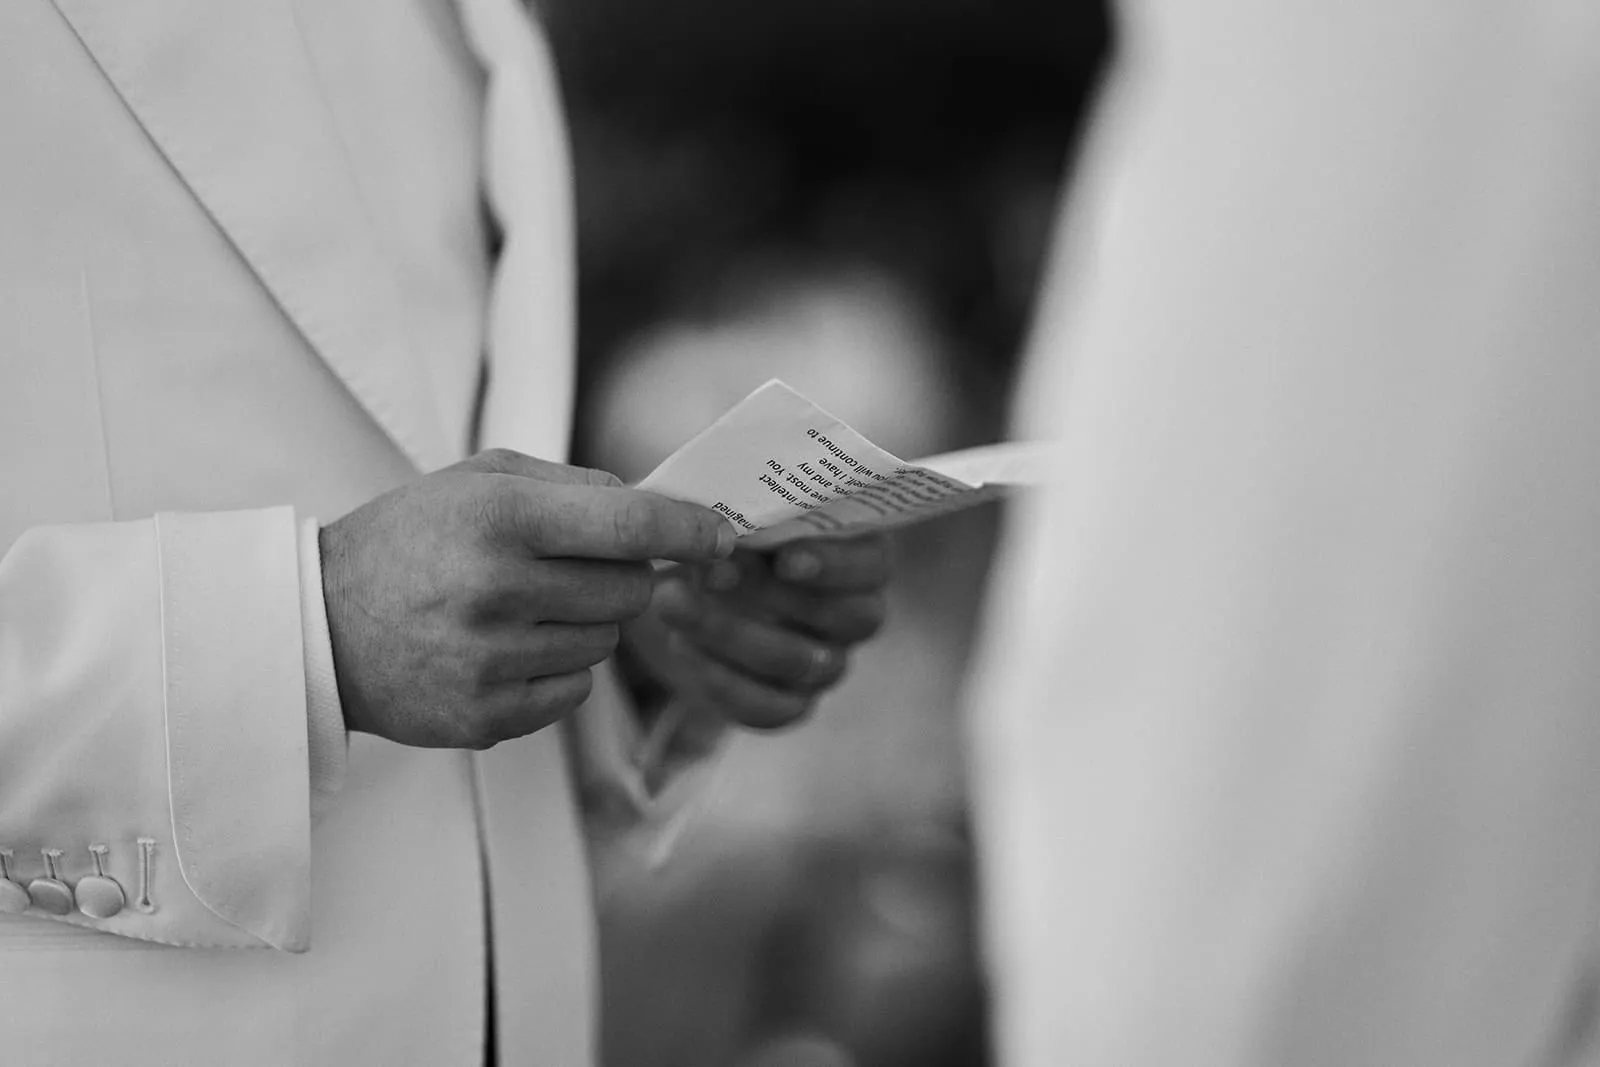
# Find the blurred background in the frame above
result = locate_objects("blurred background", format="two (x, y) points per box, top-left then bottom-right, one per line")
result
(541, 2), (1110, 1063)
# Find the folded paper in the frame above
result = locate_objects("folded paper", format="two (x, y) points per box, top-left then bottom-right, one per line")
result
(638, 380), (1050, 548)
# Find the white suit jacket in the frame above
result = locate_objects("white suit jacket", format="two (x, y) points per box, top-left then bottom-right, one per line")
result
(0, 0), (601, 1063)
(973, 2), (1600, 1065)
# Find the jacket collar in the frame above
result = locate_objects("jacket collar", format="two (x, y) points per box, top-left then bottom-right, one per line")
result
(52, 0), (456, 473)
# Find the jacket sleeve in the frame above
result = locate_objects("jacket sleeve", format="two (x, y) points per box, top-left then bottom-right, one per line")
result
(0, 506), (322, 951)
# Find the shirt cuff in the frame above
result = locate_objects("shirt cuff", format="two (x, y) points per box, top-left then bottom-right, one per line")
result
(298, 518), (348, 820)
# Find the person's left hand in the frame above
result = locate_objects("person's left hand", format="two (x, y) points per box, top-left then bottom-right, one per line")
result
(629, 533), (891, 751)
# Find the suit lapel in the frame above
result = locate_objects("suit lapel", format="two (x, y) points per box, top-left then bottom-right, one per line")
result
(51, 0), (456, 473)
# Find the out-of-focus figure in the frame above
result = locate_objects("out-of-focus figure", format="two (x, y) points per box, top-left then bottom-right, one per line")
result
(973, 2), (1600, 1065)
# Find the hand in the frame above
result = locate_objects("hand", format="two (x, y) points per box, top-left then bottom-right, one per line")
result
(319, 449), (735, 749)
(645, 533), (892, 735)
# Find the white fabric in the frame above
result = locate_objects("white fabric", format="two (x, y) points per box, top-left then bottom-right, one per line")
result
(453, 1), (598, 1063)
(0, 0), (593, 1062)
(299, 518), (348, 821)
(972, 2), (1600, 1066)
(458, 0), (577, 461)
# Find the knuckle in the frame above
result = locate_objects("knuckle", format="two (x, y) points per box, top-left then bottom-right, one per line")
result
(470, 476), (520, 536)
(615, 569), (656, 617)
(581, 465), (624, 488)
(578, 624), (621, 663)
(652, 576), (699, 625)
(474, 447), (525, 474)
(556, 669), (595, 713)
(611, 496), (661, 558)
(459, 559), (515, 616)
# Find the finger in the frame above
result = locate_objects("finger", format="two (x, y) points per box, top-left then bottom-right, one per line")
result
(656, 582), (848, 693)
(485, 669), (595, 744)
(705, 569), (889, 646)
(774, 589), (886, 645)
(491, 481), (736, 563)
(668, 633), (814, 731)
(769, 534), (893, 593)
(470, 624), (619, 688)
(460, 558), (654, 626)
(453, 449), (623, 487)
(680, 551), (760, 599)
(526, 559), (656, 624)
(523, 623), (621, 678)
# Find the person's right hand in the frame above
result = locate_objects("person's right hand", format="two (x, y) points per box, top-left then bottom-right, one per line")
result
(319, 449), (736, 750)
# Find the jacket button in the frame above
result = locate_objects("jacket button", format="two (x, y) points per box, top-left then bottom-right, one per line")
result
(28, 849), (74, 916)
(76, 845), (125, 919)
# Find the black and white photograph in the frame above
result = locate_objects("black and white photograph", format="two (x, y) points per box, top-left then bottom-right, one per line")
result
(3, 1), (1599, 1065)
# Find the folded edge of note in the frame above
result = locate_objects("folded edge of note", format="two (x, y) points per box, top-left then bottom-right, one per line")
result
(637, 379), (1051, 549)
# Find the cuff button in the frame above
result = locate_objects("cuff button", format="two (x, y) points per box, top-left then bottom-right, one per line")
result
(0, 880), (27, 915)
(28, 849), (74, 916)
(76, 845), (125, 920)
(0, 849), (29, 915)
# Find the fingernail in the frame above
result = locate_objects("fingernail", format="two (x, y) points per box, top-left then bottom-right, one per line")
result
(705, 559), (741, 593)
(714, 522), (738, 558)
(777, 550), (821, 582)
(804, 646), (833, 682)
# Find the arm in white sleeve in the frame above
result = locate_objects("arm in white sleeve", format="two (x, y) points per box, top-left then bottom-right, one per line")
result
(567, 654), (728, 891)
(0, 507), (320, 950)
(973, 2), (1600, 1064)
